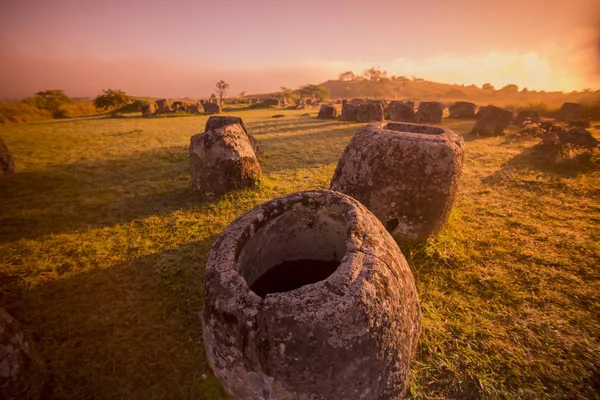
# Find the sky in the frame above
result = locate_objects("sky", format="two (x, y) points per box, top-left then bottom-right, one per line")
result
(0, 0), (599, 99)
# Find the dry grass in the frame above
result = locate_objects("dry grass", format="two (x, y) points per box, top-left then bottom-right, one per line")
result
(0, 107), (599, 399)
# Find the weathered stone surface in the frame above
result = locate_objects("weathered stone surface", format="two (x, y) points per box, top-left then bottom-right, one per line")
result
(203, 102), (222, 115)
(263, 98), (281, 107)
(205, 116), (264, 157)
(190, 123), (262, 198)
(331, 122), (464, 241)
(470, 105), (514, 136)
(555, 102), (584, 121)
(341, 102), (360, 121)
(140, 103), (154, 117)
(448, 102), (477, 119)
(203, 190), (421, 400)
(556, 128), (599, 148)
(155, 99), (171, 114)
(416, 102), (444, 123)
(0, 137), (16, 175)
(515, 110), (541, 125)
(386, 101), (415, 122)
(317, 104), (337, 119)
(356, 102), (384, 122)
(0, 308), (47, 400)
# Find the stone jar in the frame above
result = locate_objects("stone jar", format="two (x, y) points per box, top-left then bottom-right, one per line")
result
(203, 190), (421, 400)
(330, 122), (464, 242)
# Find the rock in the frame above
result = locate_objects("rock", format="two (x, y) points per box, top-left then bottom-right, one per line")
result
(263, 98), (281, 107)
(317, 104), (337, 119)
(386, 101), (415, 122)
(203, 102), (222, 115)
(470, 105), (514, 136)
(515, 110), (541, 125)
(341, 103), (360, 121)
(330, 122), (464, 241)
(341, 99), (347, 106)
(448, 102), (477, 119)
(336, 99), (342, 104)
(555, 102), (584, 121)
(205, 116), (264, 157)
(155, 99), (171, 114)
(557, 128), (599, 148)
(140, 103), (154, 117)
(0, 308), (47, 400)
(356, 102), (384, 122)
(271, 114), (284, 118)
(110, 112), (124, 118)
(306, 99), (313, 106)
(190, 123), (262, 198)
(567, 120), (591, 129)
(203, 190), (421, 400)
(0, 137), (16, 175)
(416, 101), (444, 123)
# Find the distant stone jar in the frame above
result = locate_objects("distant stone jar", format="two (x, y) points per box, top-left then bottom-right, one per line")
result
(203, 190), (421, 400)
(330, 122), (464, 242)
(189, 123), (262, 199)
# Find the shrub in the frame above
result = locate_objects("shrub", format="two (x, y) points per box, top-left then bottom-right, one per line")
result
(0, 102), (51, 124)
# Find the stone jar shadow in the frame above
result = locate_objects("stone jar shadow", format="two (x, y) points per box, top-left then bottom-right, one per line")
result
(202, 190), (421, 400)
(330, 122), (464, 242)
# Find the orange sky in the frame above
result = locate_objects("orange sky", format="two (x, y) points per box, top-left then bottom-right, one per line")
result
(0, 0), (599, 99)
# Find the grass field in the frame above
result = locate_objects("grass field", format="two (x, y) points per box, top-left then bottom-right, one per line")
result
(1, 107), (599, 399)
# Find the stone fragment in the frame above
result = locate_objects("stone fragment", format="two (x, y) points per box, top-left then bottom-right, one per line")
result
(317, 104), (337, 119)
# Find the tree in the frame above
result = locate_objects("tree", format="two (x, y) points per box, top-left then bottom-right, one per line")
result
(482, 83), (495, 91)
(93, 89), (131, 110)
(338, 71), (356, 82)
(215, 80), (230, 106)
(239, 91), (247, 100)
(297, 84), (330, 102)
(499, 84), (519, 93)
(28, 89), (70, 112)
(280, 87), (299, 102)
(362, 67), (389, 99)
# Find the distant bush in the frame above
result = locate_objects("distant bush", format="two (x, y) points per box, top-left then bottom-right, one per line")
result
(93, 89), (132, 111)
(504, 102), (559, 118)
(60, 101), (97, 118)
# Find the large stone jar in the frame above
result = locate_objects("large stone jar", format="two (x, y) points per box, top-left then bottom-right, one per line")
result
(330, 122), (464, 242)
(202, 190), (421, 400)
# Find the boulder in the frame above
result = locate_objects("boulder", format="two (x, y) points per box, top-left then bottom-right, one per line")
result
(203, 102), (222, 115)
(386, 101), (415, 122)
(515, 110), (541, 125)
(555, 102), (584, 121)
(263, 98), (281, 107)
(190, 123), (262, 198)
(448, 102), (477, 119)
(317, 104), (337, 119)
(356, 102), (384, 122)
(556, 128), (599, 148)
(470, 105), (514, 136)
(205, 116), (264, 157)
(331, 122), (464, 241)
(0, 308), (47, 400)
(140, 103), (154, 117)
(0, 137), (16, 175)
(155, 99), (171, 114)
(416, 101), (444, 123)
(203, 190), (421, 399)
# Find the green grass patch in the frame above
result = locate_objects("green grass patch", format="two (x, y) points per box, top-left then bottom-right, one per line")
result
(1, 110), (599, 399)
